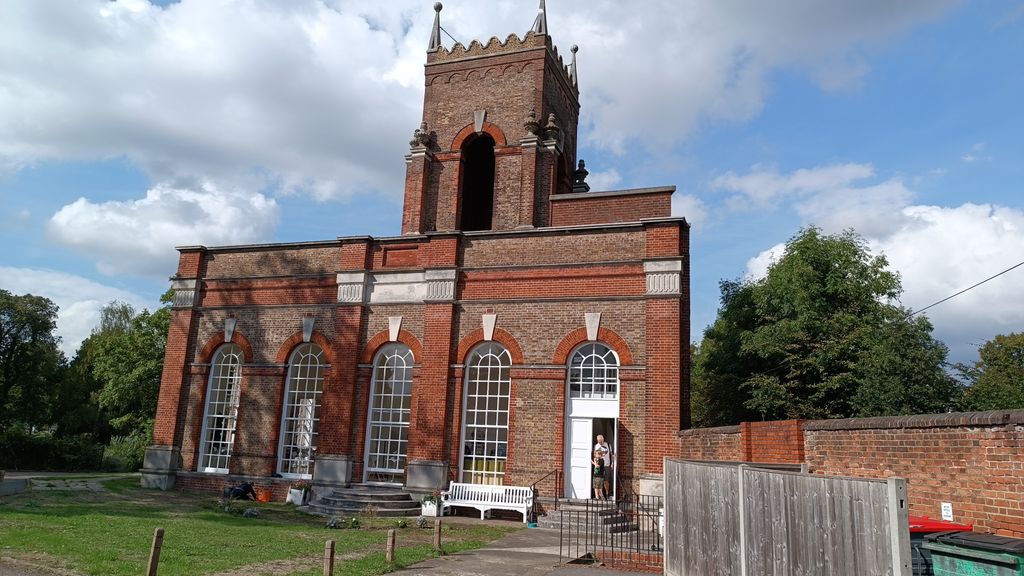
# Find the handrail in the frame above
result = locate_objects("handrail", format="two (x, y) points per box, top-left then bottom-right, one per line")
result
(527, 468), (560, 521)
(528, 468), (559, 490)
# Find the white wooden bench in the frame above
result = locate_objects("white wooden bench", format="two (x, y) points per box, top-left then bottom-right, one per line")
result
(442, 482), (534, 523)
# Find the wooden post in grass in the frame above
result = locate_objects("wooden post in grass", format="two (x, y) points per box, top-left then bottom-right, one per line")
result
(433, 519), (442, 553)
(386, 529), (396, 563)
(323, 540), (335, 576)
(146, 527), (164, 576)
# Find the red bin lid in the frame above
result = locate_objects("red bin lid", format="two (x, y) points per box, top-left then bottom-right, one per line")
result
(909, 515), (973, 533)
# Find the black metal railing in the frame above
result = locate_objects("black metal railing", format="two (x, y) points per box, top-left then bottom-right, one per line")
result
(558, 493), (664, 570)
(527, 469), (560, 521)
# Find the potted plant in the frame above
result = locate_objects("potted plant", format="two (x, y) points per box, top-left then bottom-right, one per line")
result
(288, 479), (311, 505)
(421, 490), (444, 517)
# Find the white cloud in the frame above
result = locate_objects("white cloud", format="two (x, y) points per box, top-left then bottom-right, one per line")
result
(873, 203), (1024, 362)
(559, 0), (957, 153)
(672, 194), (707, 231)
(713, 163), (913, 238)
(0, 267), (150, 357)
(733, 161), (1024, 363)
(48, 182), (279, 276)
(0, 0), (958, 192)
(586, 169), (621, 191)
(0, 0), (426, 199)
(745, 242), (786, 281)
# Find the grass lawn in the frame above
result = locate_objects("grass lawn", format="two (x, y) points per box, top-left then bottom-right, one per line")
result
(0, 477), (519, 575)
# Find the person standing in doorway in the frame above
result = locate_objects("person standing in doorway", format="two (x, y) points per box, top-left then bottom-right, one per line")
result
(592, 448), (607, 500)
(593, 434), (612, 500)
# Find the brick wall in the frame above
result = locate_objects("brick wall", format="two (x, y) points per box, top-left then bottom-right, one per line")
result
(806, 412), (1024, 537)
(549, 190), (672, 227)
(460, 228), (645, 268)
(675, 411), (1024, 537)
(742, 420), (805, 463)
(676, 425), (742, 461)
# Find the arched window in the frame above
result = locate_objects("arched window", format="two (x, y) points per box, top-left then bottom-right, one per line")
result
(277, 343), (325, 478)
(459, 134), (496, 231)
(460, 342), (511, 484)
(365, 344), (414, 484)
(198, 344), (243, 473)
(568, 343), (619, 399)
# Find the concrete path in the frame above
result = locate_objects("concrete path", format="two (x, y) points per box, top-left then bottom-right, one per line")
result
(1, 472), (135, 496)
(395, 525), (658, 576)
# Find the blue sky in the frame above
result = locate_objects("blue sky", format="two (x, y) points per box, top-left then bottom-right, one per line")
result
(1, 0), (1022, 365)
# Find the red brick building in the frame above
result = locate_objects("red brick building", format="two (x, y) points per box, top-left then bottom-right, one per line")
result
(142, 2), (690, 501)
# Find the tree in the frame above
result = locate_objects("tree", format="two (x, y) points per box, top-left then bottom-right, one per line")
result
(851, 309), (959, 416)
(957, 332), (1024, 410)
(0, 290), (64, 430)
(87, 301), (170, 436)
(697, 227), (955, 423)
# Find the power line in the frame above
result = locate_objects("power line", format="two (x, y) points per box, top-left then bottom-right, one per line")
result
(910, 258), (1024, 317)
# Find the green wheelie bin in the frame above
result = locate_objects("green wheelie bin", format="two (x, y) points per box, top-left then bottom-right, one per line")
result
(924, 531), (1024, 576)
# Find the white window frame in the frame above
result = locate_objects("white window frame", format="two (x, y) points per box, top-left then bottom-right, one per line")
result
(197, 343), (243, 474)
(459, 342), (512, 485)
(364, 343), (414, 484)
(276, 343), (326, 479)
(568, 342), (620, 400)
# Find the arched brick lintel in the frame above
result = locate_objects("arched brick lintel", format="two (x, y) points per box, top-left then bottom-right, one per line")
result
(451, 121), (508, 150)
(360, 329), (425, 364)
(552, 327), (634, 366)
(274, 330), (334, 365)
(456, 327), (525, 365)
(197, 330), (254, 364)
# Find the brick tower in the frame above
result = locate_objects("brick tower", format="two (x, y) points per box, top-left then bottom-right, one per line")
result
(402, 1), (579, 234)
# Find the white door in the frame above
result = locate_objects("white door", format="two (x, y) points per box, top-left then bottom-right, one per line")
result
(567, 417), (593, 499)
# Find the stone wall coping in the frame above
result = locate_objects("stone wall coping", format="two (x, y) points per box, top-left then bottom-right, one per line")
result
(676, 425), (741, 437)
(550, 186), (676, 202)
(188, 239), (340, 253)
(803, 410), (1024, 431)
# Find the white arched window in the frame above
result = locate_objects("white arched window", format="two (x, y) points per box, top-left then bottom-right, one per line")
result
(364, 344), (414, 484)
(198, 344), (243, 473)
(460, 342), (511, 485)
(277, 343), (325, 478)
(568, 343), (619, 399)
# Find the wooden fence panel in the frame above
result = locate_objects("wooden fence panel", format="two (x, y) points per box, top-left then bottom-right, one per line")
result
(664, 459), (910, 576)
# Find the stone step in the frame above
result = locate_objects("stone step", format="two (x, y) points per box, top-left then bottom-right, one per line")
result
(608, 523), (640, 534)
(327, 486), (414, 501)
(318, 495), (420, 509)
(307, 503), (422, 518)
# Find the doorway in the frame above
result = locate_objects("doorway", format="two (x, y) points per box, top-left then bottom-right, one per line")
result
(565, 417), (617, 500)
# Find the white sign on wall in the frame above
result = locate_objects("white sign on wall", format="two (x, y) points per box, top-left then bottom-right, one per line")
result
(941, 502), (954, 522)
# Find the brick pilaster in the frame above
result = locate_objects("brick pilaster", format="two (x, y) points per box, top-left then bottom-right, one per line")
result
(408, 302), (456, 463)
(644, 297), (683, 475)
(153, 247), (205, 448)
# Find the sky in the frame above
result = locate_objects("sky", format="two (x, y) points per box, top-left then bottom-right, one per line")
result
(1, 0), (1022, 365)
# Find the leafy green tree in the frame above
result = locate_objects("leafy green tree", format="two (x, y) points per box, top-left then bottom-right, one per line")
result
(0, 290), (64, 430)
(851, 309), (959, 416)
(957, 332), (1024, 410)
(88, 301), (169, 436)
(697, 227), (955, 423)
(691, 283), (762, 426)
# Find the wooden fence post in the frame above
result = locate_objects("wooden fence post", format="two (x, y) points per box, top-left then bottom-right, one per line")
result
(386, 529), (396, 563)
(433, 519), (442, 553)
(146, 527), (164, 576)
(737, 465), (747, 576)
(323, 539), (335, 576)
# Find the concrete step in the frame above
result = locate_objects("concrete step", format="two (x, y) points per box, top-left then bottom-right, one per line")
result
(308, 483), (422, 518)
(307, 503), (421, 518)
